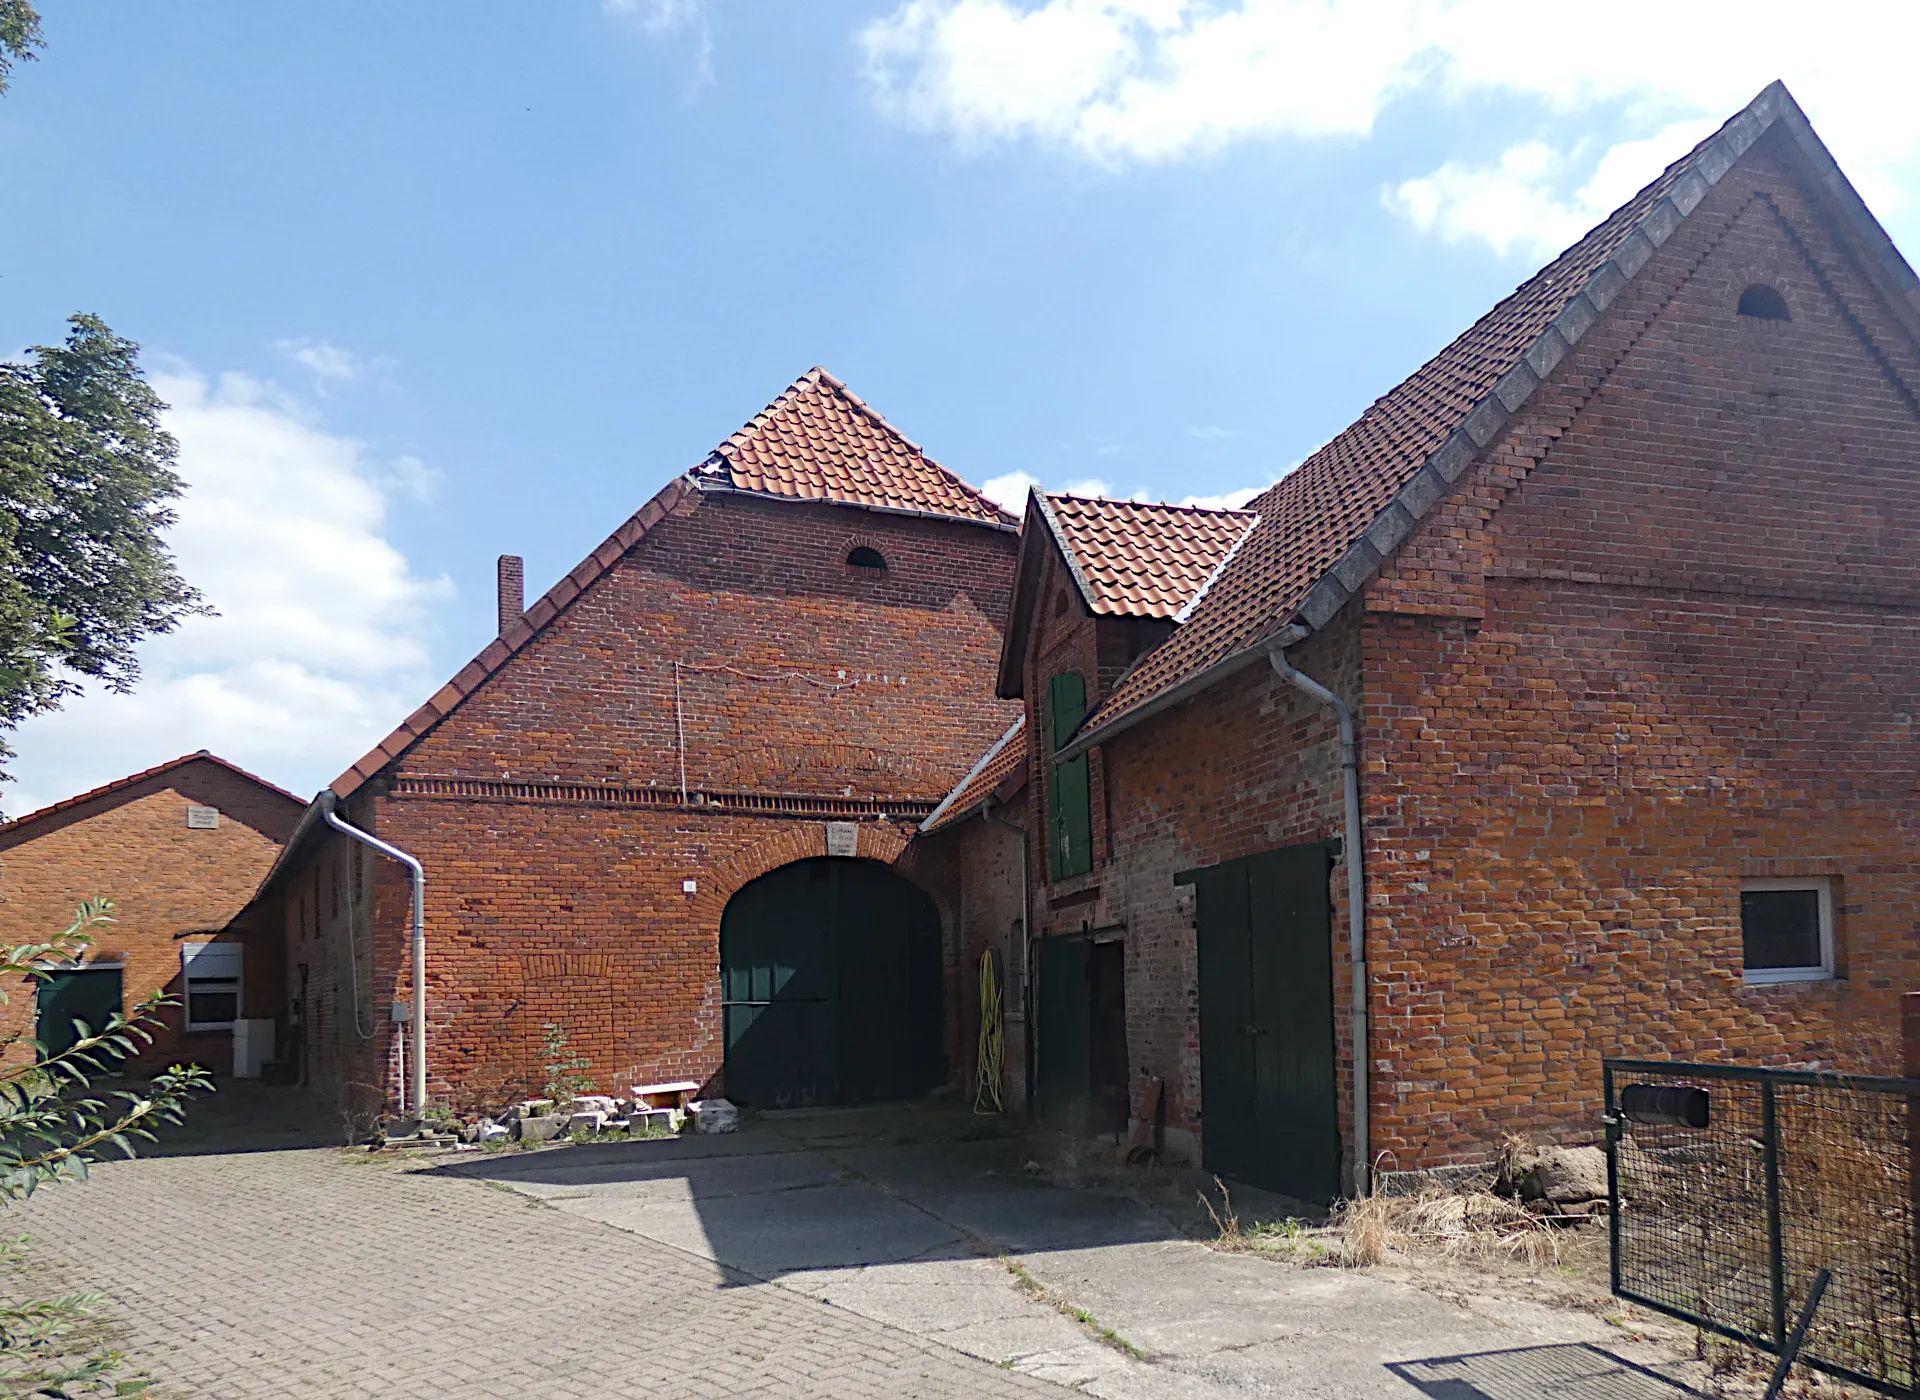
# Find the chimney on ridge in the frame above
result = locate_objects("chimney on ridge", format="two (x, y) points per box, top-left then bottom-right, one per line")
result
(497, 555), (525, 637)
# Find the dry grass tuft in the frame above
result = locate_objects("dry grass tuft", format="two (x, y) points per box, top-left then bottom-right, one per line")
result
(1330, 1188), (1567, 1269)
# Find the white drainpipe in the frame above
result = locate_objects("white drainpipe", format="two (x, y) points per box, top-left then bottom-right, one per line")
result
(1269, 647), (1370, 1198)
(325, 807), (428, 1119)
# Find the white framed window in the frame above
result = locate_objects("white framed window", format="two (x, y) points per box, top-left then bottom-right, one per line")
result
(1740, 878), (1833, 984)
(182, 942), (244, 1031)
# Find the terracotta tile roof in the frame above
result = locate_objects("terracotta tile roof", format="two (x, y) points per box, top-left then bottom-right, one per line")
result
(331, 368), (1014, 802)
(696, 368), (1015, 528)
(1040, 494), (1258, 620)
(919, 715), (1026, 834)
(1068, 82), (1910, 755)
(0, 751), (304, 839)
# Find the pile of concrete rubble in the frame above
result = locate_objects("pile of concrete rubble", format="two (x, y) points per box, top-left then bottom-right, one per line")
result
(462, 1093), (739, 1145)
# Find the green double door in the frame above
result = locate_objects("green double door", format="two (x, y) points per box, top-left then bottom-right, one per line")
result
(37, 967), (123, 1059)
(720, 858), (944, 1108)
(1186, 841), (1339, 1202)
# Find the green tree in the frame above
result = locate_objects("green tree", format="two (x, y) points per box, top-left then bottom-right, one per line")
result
(0, 0), (41, 96)
(0, 316), (206, 787)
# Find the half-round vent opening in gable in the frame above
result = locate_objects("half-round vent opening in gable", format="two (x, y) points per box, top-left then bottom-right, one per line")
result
(847, 546), (887, 571)
(1737, 284), (1791, 321)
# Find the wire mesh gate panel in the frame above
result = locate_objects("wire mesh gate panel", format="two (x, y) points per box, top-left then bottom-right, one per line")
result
(1606, 1058), (1920, 1396)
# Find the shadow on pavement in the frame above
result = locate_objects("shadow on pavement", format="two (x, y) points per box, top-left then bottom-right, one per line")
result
(134, 1078), (340, 1157)
(1388, 1343), (1703, 1399)
(431, 1101), (1189, 1285)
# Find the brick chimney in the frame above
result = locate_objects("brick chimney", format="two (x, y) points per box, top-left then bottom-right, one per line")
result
(497, 555), (524, 637)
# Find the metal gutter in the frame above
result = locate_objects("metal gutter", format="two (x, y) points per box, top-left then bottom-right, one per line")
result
(1057, 624), (1308, 760)
(325, 808), (429, 1118)
(1269, 646), (1370, 1199)
(920, 714), (1026, 832)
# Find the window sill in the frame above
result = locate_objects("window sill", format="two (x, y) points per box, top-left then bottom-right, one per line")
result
(1742, 969), (1835, 987)
(1047, 867), (1102, 903)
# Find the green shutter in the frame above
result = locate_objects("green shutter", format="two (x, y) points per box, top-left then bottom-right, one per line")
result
(1048, 672), (1092, 879)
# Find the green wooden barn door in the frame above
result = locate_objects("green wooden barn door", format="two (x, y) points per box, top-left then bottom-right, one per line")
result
(1035, 935), (1090, 1130)
(1190, 841), (1338, 1201)
(721, 858), (944, 1108)
(37, 967), (123, 1060)
(721, 860), (841, 1107)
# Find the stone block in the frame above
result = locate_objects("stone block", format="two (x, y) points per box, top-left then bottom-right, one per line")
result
(515, 1115), (563, 1143)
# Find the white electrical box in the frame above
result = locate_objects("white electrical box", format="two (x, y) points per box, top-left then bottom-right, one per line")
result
(232, 1019), (274, 1078)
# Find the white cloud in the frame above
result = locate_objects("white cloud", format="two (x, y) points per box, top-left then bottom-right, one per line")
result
(605, 0), (702, 29)
(1386, 119), (1720, 259)
(606, 0), (715, 82)
(275, 337), (363, 382)
(1061, 476), (1113, 497)
(382, 454), (444, 504)
(1177, 486), (1262, 510)
(981, 469), (1041, 512)
(1186, 425), (1243, 442)
(862, 0), (1920, 255)
(2, 368), (454, 819)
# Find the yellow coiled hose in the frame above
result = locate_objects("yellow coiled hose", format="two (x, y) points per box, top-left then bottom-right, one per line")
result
(974, 948), (1005, 1115)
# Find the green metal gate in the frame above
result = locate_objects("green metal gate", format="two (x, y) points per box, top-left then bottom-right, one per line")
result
(720, 858), (944, 1108)
(1184, 841), (1339, 1201)
(37, 967), (123, 1059)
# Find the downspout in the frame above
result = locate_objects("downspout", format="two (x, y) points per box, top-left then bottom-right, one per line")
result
(1268, 647), (1370, 1198)
(982, 797), (1032, 1113)
(325, 806), (429, 1119)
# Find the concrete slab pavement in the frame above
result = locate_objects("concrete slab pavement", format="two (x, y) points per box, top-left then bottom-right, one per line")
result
(460, 1103), (1700, 1399)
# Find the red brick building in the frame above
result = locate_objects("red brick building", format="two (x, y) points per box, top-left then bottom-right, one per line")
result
(253, 369), (1021, 1114)
(930, 82), (1920, 1200)
(0, 753), (303, 1075)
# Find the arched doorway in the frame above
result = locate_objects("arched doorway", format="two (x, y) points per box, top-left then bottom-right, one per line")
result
(719, 857), (944, 1108)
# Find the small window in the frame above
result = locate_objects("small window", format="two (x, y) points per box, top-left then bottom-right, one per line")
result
(1740, 878), (1832, 984)
(1737, 284), (1791, 321)
(847, 546), (886, 571)
(183, 942), (244, 1031)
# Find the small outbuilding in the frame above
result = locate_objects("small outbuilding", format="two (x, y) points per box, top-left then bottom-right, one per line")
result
(0, 752), (304, 1074)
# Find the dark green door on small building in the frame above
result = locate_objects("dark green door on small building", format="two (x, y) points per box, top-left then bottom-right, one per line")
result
(719, 858), (943, 1108)
(1035, 935), (1090, 1129)
(1186, 841), (1339, 1201)
(37, 967), (123, 1059)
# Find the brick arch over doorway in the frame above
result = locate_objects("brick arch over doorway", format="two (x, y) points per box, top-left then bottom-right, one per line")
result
(689, 821), (913, 931)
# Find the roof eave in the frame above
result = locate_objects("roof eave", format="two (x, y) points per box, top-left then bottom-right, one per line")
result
(918, 713), (1026, 833)
(695, 479), (1019, 533)
(1071, 80), (1910, 752)
(1060, 623), (1308, 760)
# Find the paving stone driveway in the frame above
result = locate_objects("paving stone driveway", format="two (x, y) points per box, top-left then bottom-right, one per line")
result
(10, 1145), (1069, 1399)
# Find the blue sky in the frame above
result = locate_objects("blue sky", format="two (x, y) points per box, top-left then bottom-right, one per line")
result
(5, 1), (1918, 814)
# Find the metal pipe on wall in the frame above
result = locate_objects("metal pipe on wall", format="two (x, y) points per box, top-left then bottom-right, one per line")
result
(324, 805), (429, 1118)
(1268, 647), (1370, 1198)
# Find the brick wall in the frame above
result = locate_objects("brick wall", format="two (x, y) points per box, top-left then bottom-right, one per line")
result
(1071, 618), (1357, 1169)
(0, 760), (302, 1074)
(1357, 128), (1920, 1171)
(283, 487), (1019, 1110)
(925, 793), (1031, 1114)
(1018, 126), (1920, 1181)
